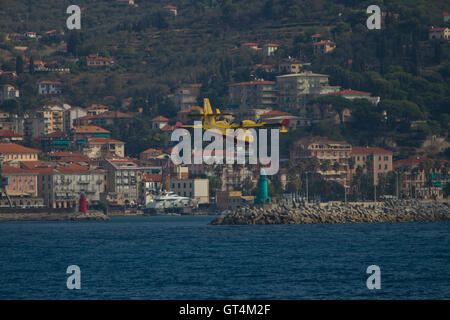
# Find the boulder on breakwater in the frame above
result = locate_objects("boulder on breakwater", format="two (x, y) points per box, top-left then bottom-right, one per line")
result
(209, 200), (450, 225)
(0, 210), (110, 223)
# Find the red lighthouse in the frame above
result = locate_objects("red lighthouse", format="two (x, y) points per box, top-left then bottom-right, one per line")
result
(79, 194), (87, 213)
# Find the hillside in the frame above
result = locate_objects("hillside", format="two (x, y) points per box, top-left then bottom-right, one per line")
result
(0, 0), (449, 158)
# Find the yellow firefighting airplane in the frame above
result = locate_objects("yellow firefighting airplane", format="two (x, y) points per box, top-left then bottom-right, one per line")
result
(180, 98), (290, 142)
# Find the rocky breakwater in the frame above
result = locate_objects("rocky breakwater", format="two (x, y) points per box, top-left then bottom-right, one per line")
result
(0, 210), (110, 223)
(209, 200), (450, 225)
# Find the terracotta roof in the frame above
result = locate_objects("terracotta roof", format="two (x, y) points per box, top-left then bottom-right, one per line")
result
(20, 161), (50, 169)
(96, 111), (132, 119)
(430, 27), (447, 31)
(230, 81), (275, 86)
(242, 42), (258, 47)
(39, 80), (61, 85)
(78, 111), (132, 121)
(311, 34), (322, 38)
(141, 148), (163, 155)
(314, 40), (335, 45)
(260, 110), (292, 117)
(73, 125), (110, 133)
(49, 151), (83, 158)
(160, 124), (177, 131)
(327, 89), (371, 96)
(0, 129), (22, 137)
(178, 106), (202, 113)
(393, 157), (432, 167)
(263, 43), (280, 47)
(42, 131), (67, 138)
(2, 164), (38, 174)
(294, 136), (349, 147)
(87, 138), (124, 144)
(352, 147), (392, 155)
(151, 116), (169, 122)
(163, 5), (176, 9)
(0, 143), (39, 153)
(142, 173), (162, 182)
(87, 104), (109, 110)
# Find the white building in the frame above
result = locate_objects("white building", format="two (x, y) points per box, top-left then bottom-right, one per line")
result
(171, 178), (209, 204)
(38, 81), (62, 95)
(0, 84), (19, 103)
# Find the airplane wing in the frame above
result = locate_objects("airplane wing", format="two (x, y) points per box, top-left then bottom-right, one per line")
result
(230, 119), (290, 129)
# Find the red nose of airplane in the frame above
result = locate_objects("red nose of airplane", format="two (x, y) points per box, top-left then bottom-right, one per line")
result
(281, 119), (290, 126)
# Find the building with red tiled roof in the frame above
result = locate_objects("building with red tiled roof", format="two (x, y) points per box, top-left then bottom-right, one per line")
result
(311, 34), (322, 42)
(263, 43), (279, 56)
(83, 138), (125, 159)
(140, 148), (163, 161)
(0, 129), (23, 142)
(38, 80), (62, 95)
(351, 146), (393, 185)
(0, 84), (20, 103)
(74, 110), (133, 127)
(326, 89), (380, 105)
(72, 125), (111, 144)
(444, 12), (450, 22)
(86, 54), (115, 67)
(0, 143), (39, 162)
(35, 163), (106, 208)
(151, 116), (169, 129)
(278, 57), (305, 74)
(2, 164), (39, 197)
(393, 157), (449, 199)
(313, 40), (336, 55)
(241, 42), (259, 49)
(86, 104), (110, 116)
(163, 5), (177, 15)
(429, 27), (449, 40)
(291, 136), (352, 187)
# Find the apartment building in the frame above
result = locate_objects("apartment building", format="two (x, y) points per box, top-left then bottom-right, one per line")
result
(2, 165), (38, 197)
(103, 159), (140, 205)
(82, 138), (125, 158)
(36, 105), (65, 135)
(36, 163), (106, 208)
(72, 126), (110, 143)
(351, 147), (393, 185)
(276, 72), (340, 110)
(171, 84), (201, 110)
(394, 157), (449, 199)
(0, 143), (39, 162)
(65, 106), (87, 130)
(228, 80), (277, 110)
(290, 136), (352, 186)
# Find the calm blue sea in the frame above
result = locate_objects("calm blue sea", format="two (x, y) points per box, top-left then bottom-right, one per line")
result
(0, 216), (449, 299)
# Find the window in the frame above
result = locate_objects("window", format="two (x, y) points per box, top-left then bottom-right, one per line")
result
(378, 156), (381, 161)
(378, 164), (381, 169)
(385, 164), (388, 170)
(384, 156), (389, 161)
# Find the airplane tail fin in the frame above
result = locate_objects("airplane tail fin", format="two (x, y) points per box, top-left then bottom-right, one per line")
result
(203, 98), (214, 126)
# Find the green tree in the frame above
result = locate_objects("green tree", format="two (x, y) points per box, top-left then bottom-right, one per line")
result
(15, 56), (23, 74)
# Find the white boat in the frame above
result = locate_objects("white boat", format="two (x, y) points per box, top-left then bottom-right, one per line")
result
(144, 191), (198, 215)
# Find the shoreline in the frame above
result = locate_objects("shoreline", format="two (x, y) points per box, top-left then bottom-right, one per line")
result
(209, 200), (450, 225)
(0, 210), (110, 223)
